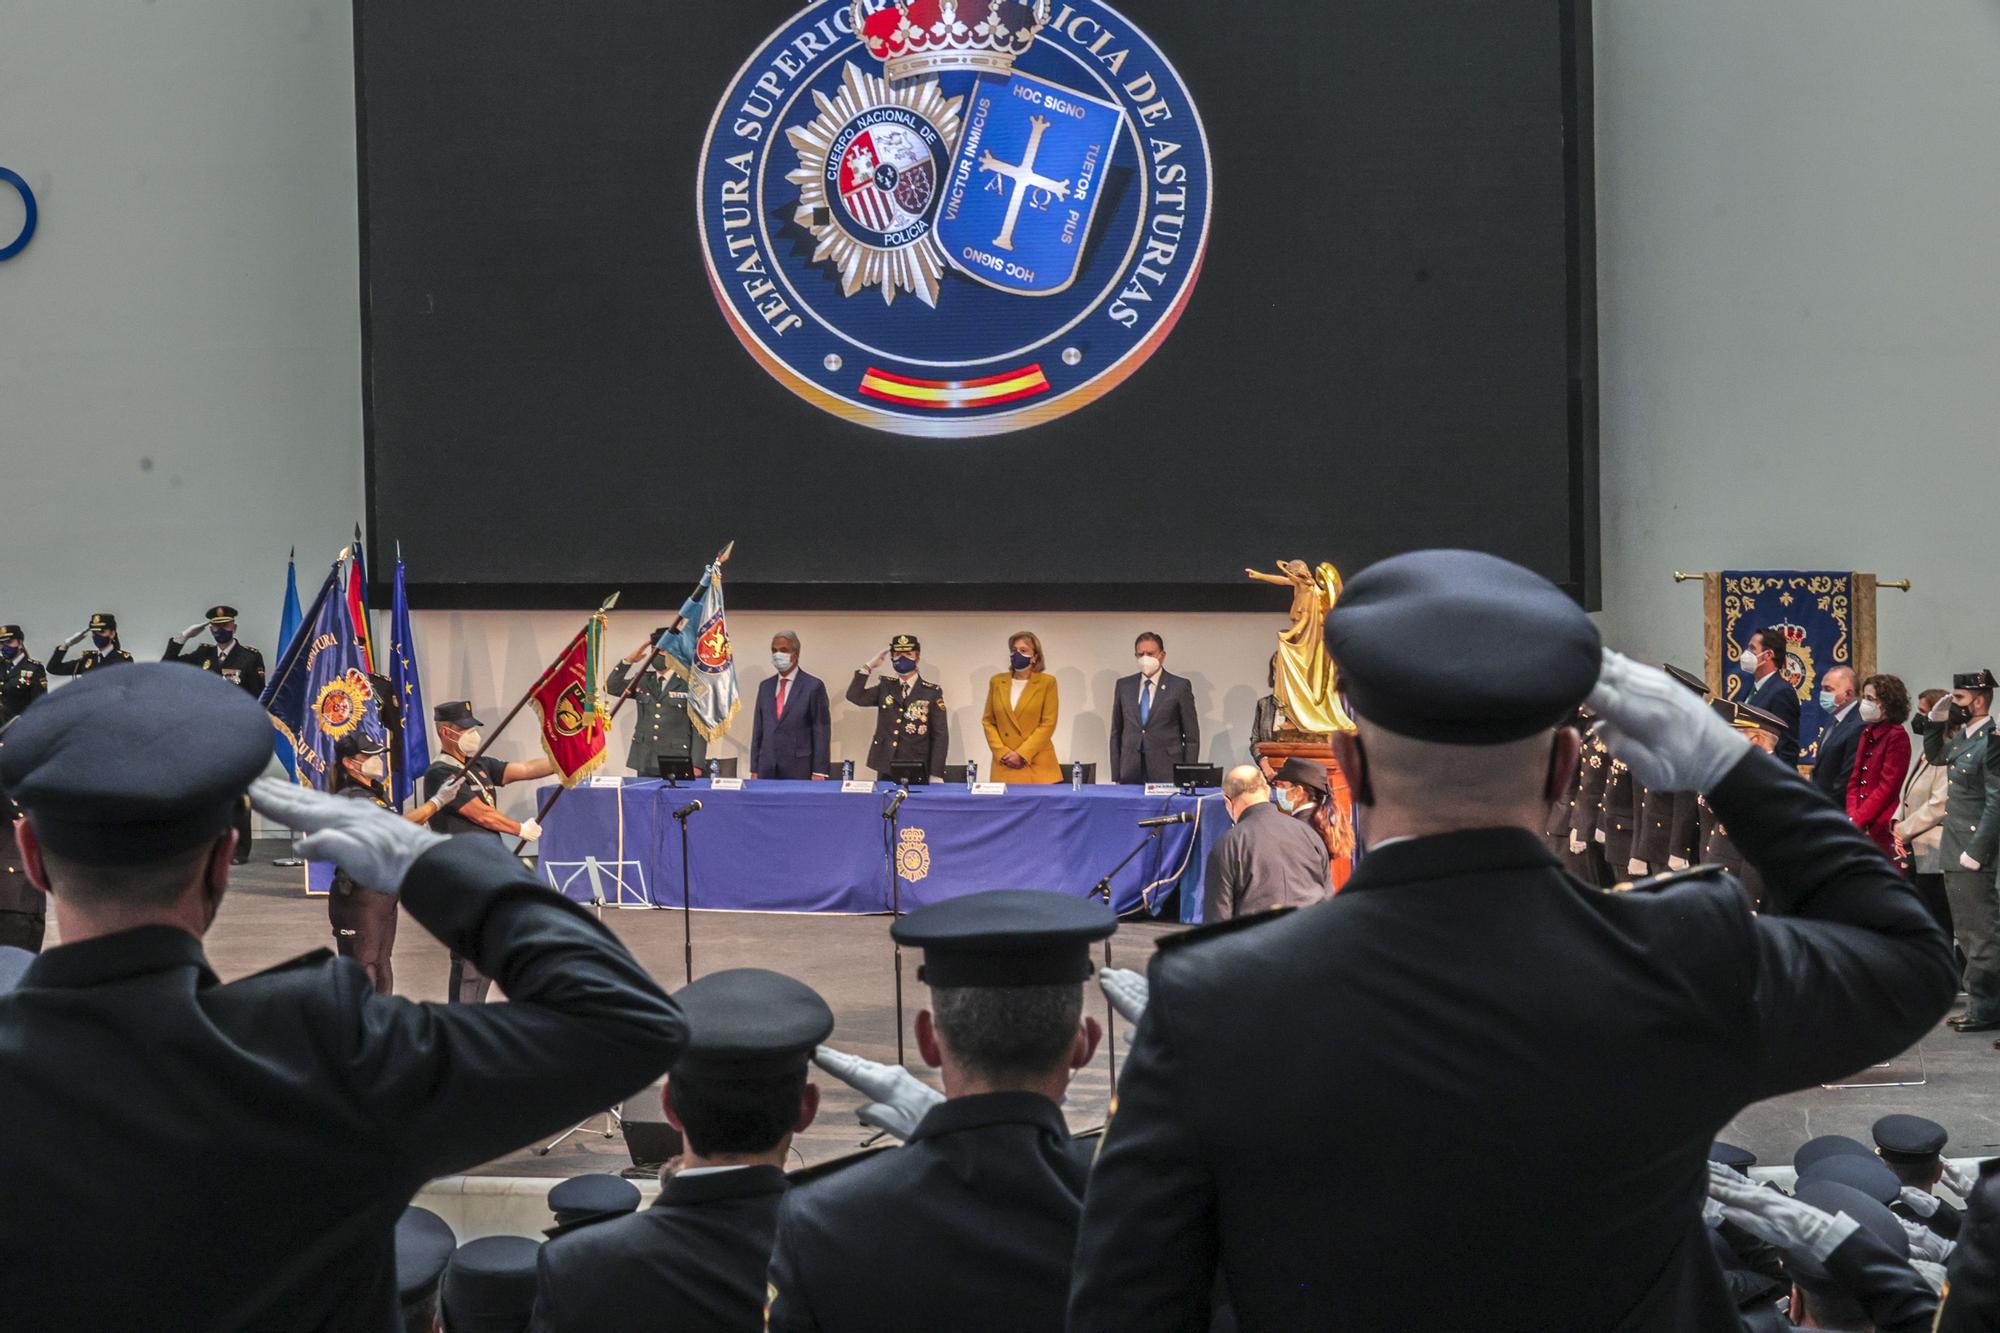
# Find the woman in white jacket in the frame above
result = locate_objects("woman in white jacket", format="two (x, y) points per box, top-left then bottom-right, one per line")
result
(1894, 687), (1954, 939)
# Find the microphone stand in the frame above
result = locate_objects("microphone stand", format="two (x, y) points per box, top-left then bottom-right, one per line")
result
(1084, 825), (1168, 1087)
(674, 801), (702, 984)
(883, 786), (909, 1066)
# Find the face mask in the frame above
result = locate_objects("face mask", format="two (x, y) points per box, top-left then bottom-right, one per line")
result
(456, 728), (482, 756)
(893, 655), (919, 677)
(1858, 699), (1882, 723)
(0, 644), (16, 660)
(1912, 713), (1933, 736)
(212, 626), (235, 643)
(1136, 654), (1161, 676)
(1009, 650), (1032, 672)
(92, 635), (112, 651)
(360, 755), (388, 782)
(772, 652), (794, 672)
(1737, 649), (1761, 674)
(1817, 689), (1836, 710)
(1272, 786), (1296, 814)
(1949, 704), (1972, 727)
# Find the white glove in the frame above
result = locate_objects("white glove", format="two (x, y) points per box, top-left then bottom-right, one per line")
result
(1930, 696), (1953, 723)
(1962, 852), (1983, 872)
(516, 818), (542, 842)
(1588, 650), (1747, 794)
(1594, 829), (1606, 844)
(1099, 968), (1150, 1025)
(61, 629), (88, 649)
(1707, 1161), (1856, 1263)
(1567, 830), (1586, 855)
(1667, 856), (1690, 871)
(866, 650), (889, 673)
(1941, 1159), (1978, 1199)
(174, 620), (207, 643)
(1898, 1185), (1942, 1219)
(813, 1045), (943, 1141)
(1627, 859), (1649, 877)
(249, 776), (445, 896)
(1897, 1214), (1954, 1264)
(429, 774), (467, 810)
(1911, 1258), (1948, 1294)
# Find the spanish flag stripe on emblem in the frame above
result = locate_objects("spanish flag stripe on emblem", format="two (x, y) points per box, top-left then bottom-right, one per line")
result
(857, 363), (1050, 410)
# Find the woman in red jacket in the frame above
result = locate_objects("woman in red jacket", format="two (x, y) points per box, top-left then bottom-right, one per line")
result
(1846, 672), (1912, 856)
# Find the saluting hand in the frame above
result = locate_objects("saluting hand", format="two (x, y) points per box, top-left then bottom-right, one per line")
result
(175, 621), (208, 643)
(1588, 650), (1746, 795)
(61, 629), (88, 649)
(1098, 968), (1150, 1025)
(813, 1045), (944, 1142)
(250, 776), (445, 896)
(1706, 1161), (1854, 1263)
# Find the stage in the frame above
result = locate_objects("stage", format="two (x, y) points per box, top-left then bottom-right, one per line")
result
(62, 845), (1998, 1184)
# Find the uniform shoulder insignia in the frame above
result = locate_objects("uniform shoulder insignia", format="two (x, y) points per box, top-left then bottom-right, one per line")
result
(240, 947), (335, 979)
(786, 1143), (893, 1186)
(1158, 906), (1296, 951)
(1604, 863), (1727, 894)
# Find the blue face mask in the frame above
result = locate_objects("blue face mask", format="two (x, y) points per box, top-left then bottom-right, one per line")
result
(212, 626), (235, 643)
(1273, 787), (1296, 814)
(92, 634), (112, 651)
(893, 655), (919, 676)
(0, 644), (17, 660)
(1817, 689), (1835, 710)
(1009, 650), (1032, 673)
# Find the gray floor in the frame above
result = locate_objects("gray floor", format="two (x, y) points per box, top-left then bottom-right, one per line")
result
(94, 843), (1991, 1177)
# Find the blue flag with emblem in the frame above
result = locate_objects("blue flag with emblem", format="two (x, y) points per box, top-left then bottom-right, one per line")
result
(656, 561), (740, 743)
(936, 71), (1124, 297)
(271, 549), (305, 780)
(1719, 571), (1859, 763)
(388, 546), (429, 808)
(260, 552), (384, 793)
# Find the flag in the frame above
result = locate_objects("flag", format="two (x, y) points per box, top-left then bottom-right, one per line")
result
(387, 546), (430, 807)
(261, 552), (384, 792)
(272, 549), (305, 780)
(657, 562), (739, 743)
(528, 611), (611, 785)
(346, 529), (375, 675)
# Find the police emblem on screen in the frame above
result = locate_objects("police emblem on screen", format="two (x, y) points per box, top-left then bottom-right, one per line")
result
(699, 0), (1212, 438)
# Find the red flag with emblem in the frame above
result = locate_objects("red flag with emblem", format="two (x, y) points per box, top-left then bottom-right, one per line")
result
(528, 612), (610, 786)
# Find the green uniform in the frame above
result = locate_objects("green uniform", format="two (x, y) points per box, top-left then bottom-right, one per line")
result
(607, 657), (709, 777)
(1927, 718), (2000, 1021)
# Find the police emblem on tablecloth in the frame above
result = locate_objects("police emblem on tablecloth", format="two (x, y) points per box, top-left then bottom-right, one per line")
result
(896, 825), (932, 880)
(312, 669), (374, 740)
(698, 0), (1212, 438)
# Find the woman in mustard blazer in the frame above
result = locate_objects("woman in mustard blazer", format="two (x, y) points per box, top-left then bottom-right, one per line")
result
(982, 631), (1061, 784)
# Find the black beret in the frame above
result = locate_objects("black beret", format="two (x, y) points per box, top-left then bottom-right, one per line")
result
(1273, 757), (1329, 795)
(1708, 1140), (1757, 1171)
(1324, 550), (1600, 744)
(1792, 1134), (1874, 1174)
(891, 634), (921, 655)
(87, 613), (117, 633)
(1955, 670), (1998, 691)
(0, 625), (22, 641)
(440, 1235), (542, 1333)
(547, 1173), (641, 1227)
(894, 889), (1116, 988)
(1872, 1113), (1948, 1161)
(1789, 1180), (1907, 1285)
(394, 1206), (456, 1305)
(0, 663), (272, 864)
(1799, 1151), (1900, 1206)
(433, 700), (481, 728)
(672, 967), (834, 1079)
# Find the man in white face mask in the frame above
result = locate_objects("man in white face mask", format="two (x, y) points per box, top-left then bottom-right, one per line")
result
(1737, 625), (1802, 767)
(750, 632), (830, 781)
(1109, 632), (1200, 785)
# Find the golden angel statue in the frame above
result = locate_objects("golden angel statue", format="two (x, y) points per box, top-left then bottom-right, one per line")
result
(1245, 559), (1356, 736)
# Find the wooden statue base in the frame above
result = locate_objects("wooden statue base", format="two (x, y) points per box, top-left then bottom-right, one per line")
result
(1254, 737), (1354, 891)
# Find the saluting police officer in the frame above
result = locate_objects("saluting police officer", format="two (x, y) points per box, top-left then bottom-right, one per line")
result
(0, 626), (48, 725)
(608, 631), (709, 777)
(329, 727), (461, 996)
(47, 612), (134, 676)
(163, 605), (267, 698)
(0, 719), (41, 952)
(846, 634), (949, 781)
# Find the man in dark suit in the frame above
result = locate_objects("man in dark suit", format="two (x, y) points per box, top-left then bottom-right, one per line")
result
(1740, 624), (1803, 766)
(1109, 632), (1200, 784)
(1203, 763), (1329, 922)
(766, 891), (1114, 1332)
(1068, 550), (1955, 1333)
(533, 968), (832, 1332)
(0, 664), (686, 1331)
(1809, 665), (1863, 801)
(751, 631), (830, 780)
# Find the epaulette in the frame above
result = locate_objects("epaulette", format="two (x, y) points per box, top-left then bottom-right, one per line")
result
(240, 947), (334, 980)
(1157, 906), (1295, 951)
(1604, 863), (1726, 895)
(787, 1142), (892, 1186)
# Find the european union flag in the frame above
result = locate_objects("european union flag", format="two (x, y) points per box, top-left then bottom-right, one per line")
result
(261, 552), (384, 793)
(388, 548), (429, 808)
(272, 549), (305, 781)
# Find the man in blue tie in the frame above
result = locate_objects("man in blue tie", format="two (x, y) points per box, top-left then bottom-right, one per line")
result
(1739, 625), (1803, 767)
(1109, 633), (1201, 785)
(751, 632), (831, 781)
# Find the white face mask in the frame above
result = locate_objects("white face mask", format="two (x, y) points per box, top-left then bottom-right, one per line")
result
(1859, 699), (1883, 723)
(1737, 648), (1761, 674)
(360, 755), (389, 782)
(772, 651), (794, 673)
(455, 728), (482, 756)
(1136, 654), (1162, 676)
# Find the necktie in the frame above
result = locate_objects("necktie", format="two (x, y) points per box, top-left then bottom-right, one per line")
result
(1140, 679), (1152, 724)
(776, 676), (789, 719)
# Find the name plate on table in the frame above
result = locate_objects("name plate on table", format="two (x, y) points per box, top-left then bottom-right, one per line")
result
(970, 782), (1008, 795)
(708, 777), (744, 791)
(842, 779), (877, 794)
(1143, 783), (1178, 797)
(588, 776), (624, 788)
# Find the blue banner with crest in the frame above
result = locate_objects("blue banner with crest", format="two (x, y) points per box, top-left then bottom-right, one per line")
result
(1720, 571), (1856, 763)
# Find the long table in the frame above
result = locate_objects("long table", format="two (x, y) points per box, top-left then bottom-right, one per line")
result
(536, 778), (1228, 920)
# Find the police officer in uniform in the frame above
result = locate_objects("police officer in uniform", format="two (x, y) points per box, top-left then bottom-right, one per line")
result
(0, 625), (48, 725)
(847, 634), (949, 781)
(533, 968), (834, 1331)
(1922, 669), (2000, 1032)
(165, 606), (267, 862)
(0, 663), (685, 1330)
(766, 890), (1116, 1332)
(0, 719), (41, 952)
(608, 631), (709, 776)
(1068, 549), (1954, 1332)
(329, 727), (461, 995)
(47, 612), (134, 675)
(1872, 1113), (1963, 1240)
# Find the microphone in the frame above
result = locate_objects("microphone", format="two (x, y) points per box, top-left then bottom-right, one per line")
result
(673, 799), (703, 821)
(1137, 812), (1194, 828)
(883, 787), (908, 820)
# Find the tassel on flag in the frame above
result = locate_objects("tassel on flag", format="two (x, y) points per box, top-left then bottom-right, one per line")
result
(528, 608), (612, 786)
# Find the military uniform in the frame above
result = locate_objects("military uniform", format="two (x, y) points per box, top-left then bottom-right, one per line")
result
(1597, 757), (1639, 870)
(1874, 1113), (1963, 1241)
(330, 731), (401, 995)
(607, 654), (708, 776)
(47, 612), (134, 676)
(0, 625), (48, 725)
(1926, 675), (2000, 1025)
(1568, 728), (1612, 885)
(846, 635), (949, 780)
(0, 731), (40, 952)
(162, 605), (267, 698)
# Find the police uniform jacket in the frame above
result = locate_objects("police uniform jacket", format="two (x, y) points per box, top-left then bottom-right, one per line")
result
(1109, 670), (1200, 785)
(46, 642), (135, 676)
(1599, 758), (1639, 867)
(1068, 749), (1956, 1333)
(846, 670), (948, 779)
(766, 1091), (1086, 1332)
(1697, 795), (1765, 909)
(0, 757), (34, 921)
(0, 654), (48, 724)
(1924, 717), (2000, 868)
(0, 836), (685, 1331)
(608, 657), (708, 776)
(163, 636), (267, 698)
(532, 1164), (787, 1332)
(1936, 1160), (2000, 1332)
